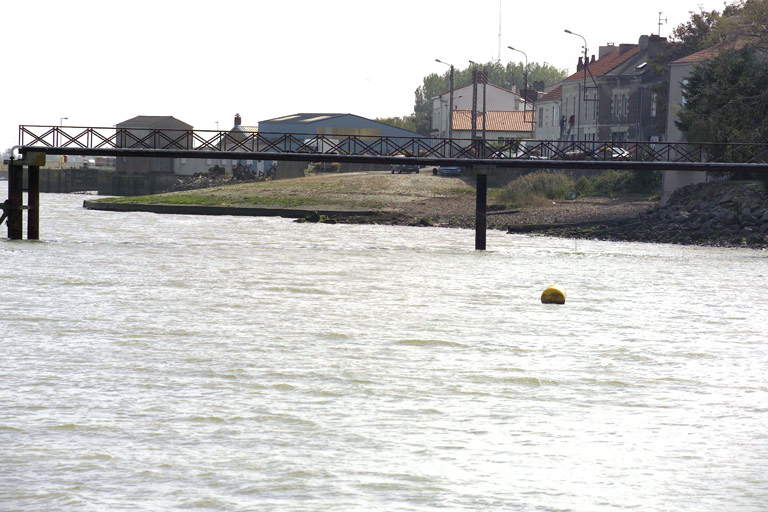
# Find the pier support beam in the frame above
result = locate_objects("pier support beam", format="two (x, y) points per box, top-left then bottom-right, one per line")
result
(7, 161), (23, 240)
(474, 166), (489, 251)
(28, 165), (40, 240)
(4, 152), (45, 240)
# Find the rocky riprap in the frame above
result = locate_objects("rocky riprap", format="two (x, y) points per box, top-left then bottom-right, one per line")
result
(528, 182), (768, 249)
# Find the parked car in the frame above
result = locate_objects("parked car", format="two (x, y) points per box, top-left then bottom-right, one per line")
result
(390, 155), (420, 174)
(432, 166), (462, 176)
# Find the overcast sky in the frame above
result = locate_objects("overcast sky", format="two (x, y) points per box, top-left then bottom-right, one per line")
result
(2, 0), (730, 149)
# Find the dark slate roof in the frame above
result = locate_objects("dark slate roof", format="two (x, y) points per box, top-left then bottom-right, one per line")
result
(117, 115), (193, 129)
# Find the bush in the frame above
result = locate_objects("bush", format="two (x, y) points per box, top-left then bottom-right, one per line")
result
(496, 169), (661, 206)
(497, 171), (575, 206)
(589, 169), (661, 196)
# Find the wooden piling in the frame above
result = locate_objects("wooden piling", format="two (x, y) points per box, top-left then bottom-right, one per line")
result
(28, 165), (40, 240)
(475, 170), (488, 251)
(7, 161), (23, 240)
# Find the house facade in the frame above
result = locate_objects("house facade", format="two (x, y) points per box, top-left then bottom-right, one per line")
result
(536, 35), (667, 146)
(431, 83), (527, 138)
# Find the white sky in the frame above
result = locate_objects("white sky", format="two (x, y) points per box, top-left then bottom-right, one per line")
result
(2, 0), (730, 149)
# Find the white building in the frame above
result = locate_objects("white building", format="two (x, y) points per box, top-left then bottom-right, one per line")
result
(431, 83), (527, 138)
(534, 85), (562, 140)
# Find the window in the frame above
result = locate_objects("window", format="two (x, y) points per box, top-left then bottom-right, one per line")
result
(622, 95), (628, 117)
(650, 93), (658, 117)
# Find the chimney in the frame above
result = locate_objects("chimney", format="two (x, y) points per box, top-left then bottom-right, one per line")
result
(599, 43), (616, 59)
(234, 113), (242, 126)
(619, 43), (637, 55)
(644, 34), (667, 58)
(577, 56), (584, 72)
(590, 55), (596, 64)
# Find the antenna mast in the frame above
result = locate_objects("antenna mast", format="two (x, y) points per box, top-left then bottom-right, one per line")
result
(658, 12), (667, 36)
(497, 0), (502, 63)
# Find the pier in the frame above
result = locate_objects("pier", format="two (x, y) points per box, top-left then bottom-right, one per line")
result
(6, 124), (768, 248)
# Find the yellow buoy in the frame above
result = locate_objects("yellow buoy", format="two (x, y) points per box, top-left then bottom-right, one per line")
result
(541, 285), (566, 304)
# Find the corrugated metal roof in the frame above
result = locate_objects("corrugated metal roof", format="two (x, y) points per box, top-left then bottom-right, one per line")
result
(452, 110), (534, 132)
(262, 113), (347, 124)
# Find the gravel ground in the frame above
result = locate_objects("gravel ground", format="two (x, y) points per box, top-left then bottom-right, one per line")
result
(330, 172), (656, 231)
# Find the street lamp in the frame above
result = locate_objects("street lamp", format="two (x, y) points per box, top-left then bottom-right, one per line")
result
(564, 29), (588, 69)
(565, 29), (590, 140)
(435, 59), (454, 141)
(60, 117), (68, 126)
(508, 46), (530, 128)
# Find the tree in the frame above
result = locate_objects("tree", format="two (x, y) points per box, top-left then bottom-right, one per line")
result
(676, 47), (768, 144)
(374, 116), (419, 133)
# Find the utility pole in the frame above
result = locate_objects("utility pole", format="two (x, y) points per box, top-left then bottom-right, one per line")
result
(470, 61), (478, 143)
(435, 59), (455, 141)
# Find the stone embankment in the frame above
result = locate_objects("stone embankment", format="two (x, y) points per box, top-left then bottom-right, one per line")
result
(533, 182), (768, 249)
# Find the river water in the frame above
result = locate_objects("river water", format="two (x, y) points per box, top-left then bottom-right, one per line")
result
(2, 193), (767, 511)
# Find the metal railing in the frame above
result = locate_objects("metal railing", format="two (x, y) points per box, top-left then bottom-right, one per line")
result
(17, 125), (768, 167)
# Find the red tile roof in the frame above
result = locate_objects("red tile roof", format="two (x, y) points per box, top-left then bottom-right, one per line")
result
(538, 85), (562, 101)
(564, 47), (638, 81)
(672, 39), (749, 64)
(452, 110), (534, 132)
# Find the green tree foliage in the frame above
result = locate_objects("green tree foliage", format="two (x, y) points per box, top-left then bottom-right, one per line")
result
(374, 116), (419, 133)
(676, 47), (768, 144)
(410, 61), (567, 136)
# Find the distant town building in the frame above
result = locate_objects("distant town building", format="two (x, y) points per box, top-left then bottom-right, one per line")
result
(451, 110), (534, 140)
(115, 115), (193, 175)
(259, 113), (423, 139)
(431, 83), (528, 138)
(534, 85), (563, 141)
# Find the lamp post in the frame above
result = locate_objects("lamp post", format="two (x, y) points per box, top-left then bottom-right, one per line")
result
(435, 59), (454, 141)
(60, 117), (68, 126)
(565, 29), (589, 141)
(508, 46), (529, 130)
